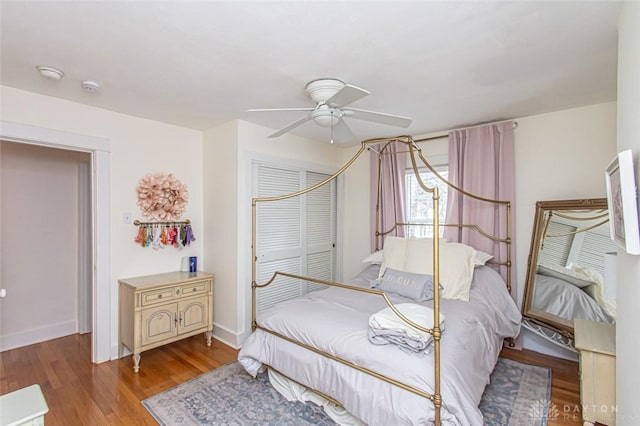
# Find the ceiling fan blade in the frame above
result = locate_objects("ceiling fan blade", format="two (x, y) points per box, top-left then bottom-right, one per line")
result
(325, 84), (370, 108)
(332, 119), (355, 143)
(342, 107), (412, 128)
(268, 115), (313, 138)
(247, 107), (315, 112)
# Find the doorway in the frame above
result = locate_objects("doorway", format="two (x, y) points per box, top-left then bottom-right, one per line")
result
(0, 120), (111, 363)
(0, 141), (92, 349)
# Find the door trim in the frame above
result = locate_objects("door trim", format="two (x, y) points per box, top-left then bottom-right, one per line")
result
(0, 120), (111, 363)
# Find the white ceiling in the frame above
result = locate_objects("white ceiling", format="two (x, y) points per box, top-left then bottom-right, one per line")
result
(0, 1), (622, 145)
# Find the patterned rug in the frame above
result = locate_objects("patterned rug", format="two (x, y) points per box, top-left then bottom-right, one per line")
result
(142, 357), (551, 426)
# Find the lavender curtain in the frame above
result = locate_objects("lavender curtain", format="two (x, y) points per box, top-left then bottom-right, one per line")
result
(370, 141), (407, 252)
(443, 122), (516, 300)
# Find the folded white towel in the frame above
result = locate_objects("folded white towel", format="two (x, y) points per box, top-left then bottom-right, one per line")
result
(368, 303), (445, 342)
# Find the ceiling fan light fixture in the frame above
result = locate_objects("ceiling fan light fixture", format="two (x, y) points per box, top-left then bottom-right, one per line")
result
(312, 107), (342, 127)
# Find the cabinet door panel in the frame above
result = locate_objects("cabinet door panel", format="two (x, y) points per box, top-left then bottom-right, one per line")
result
(141, 305), (177, 346)
(178, 296), (209, 334)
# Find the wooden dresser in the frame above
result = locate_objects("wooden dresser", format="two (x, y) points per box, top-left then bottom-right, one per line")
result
(119, 271), (214, 372)
(574, 318), (616, 426)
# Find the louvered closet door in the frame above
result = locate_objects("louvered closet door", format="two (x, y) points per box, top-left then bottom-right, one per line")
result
(305, 171), (335, 292)
(570, 225), (617, 276)
(254, 163), (336, 314)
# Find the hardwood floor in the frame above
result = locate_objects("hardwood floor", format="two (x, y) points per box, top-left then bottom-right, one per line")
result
(1, 334), (582, 425)
(0, 333), (238, 425)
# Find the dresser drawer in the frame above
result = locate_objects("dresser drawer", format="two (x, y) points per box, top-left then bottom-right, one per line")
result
(178, 280), (210, 297)
(141, 288), (176, 306)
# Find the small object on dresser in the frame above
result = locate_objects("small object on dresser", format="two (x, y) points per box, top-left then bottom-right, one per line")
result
(180, 256), (190, 272)
(189, 256), (197, 272)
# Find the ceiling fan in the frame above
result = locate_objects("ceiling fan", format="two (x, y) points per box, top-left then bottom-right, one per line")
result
(247, 78), (412, 142)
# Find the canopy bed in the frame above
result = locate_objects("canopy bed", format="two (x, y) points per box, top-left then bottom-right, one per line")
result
(238, 135), (521, 425)
(521, 198), (617, 351)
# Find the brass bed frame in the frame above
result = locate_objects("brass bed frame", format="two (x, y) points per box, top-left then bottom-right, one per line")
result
(250, 135), (512, 425)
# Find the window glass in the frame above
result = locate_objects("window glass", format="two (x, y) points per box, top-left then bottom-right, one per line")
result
(405, 167), (448, 238)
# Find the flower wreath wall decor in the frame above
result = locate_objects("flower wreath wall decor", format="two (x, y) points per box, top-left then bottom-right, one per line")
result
(136, 172), (189, 221)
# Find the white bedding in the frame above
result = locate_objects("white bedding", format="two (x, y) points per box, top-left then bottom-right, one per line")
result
(238, 265), (521, 425)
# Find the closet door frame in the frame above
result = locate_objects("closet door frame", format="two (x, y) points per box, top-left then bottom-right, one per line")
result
(0, 120), (111, 363)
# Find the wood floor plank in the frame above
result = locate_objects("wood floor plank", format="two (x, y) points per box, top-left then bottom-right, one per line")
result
(1, 334), (583, 425)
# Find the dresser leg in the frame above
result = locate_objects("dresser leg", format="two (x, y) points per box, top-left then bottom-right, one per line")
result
(205, 331), (212, 347)
(133, 353), (141, 373)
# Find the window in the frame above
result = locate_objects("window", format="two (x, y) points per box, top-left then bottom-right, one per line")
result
(405, 167), (448, 238)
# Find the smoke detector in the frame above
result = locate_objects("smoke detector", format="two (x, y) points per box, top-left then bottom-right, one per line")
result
(36, 65), (64, 81)
(81, 80), (101, 93)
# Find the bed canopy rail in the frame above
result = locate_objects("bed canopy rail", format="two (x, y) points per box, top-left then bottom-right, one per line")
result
(541, 209), (609, 241)
(251, 135), (444, 423)
(250, 134), (513, 425)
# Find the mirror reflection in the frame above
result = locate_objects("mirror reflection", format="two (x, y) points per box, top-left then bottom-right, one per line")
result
(522, 199), (616, 341)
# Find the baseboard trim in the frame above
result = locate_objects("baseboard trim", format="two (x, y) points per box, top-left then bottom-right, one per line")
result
(213, 323), (242, 350)
(0, 320), (77, 352)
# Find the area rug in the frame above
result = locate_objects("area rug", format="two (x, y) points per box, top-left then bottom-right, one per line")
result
(142, 357), (551, 426)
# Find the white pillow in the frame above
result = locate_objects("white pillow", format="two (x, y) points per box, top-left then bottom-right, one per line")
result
(378, 236), (408, 277)
(474, 250), (494, 267)
(404, 239), (476, 301)
(379, 237), (476, 301)
(362, 250), (383, 264)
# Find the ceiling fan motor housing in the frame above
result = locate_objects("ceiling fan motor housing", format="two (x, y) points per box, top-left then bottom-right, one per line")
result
(305, 78), (345, 104)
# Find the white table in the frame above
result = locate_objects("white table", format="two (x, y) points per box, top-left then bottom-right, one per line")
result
(0, 384), (49, 426)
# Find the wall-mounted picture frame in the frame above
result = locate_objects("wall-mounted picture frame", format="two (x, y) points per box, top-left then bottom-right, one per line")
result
(605, 149), (640, 255)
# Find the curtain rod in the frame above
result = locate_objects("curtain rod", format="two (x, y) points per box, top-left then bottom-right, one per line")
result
(414, 120), (518, 143)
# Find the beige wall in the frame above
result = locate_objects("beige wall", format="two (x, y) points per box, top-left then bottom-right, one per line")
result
(616, 3), (640, 424)
(203, 120), (239, 346)
(0, 142), (88, 349)
(0, 85), (204, 357)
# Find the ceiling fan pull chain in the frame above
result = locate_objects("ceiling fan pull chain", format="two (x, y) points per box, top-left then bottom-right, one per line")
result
(330, 110), (334, 144)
